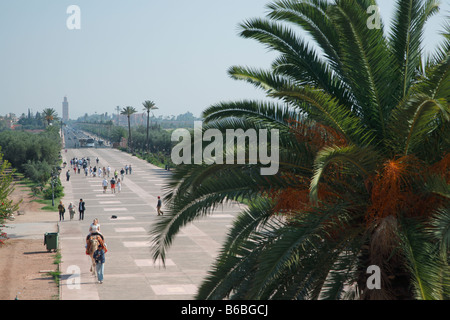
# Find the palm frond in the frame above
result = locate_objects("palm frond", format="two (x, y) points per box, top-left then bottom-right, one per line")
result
(228, 66), (294, 94)
(196, 198), (275, 299)
(271, 85), (375, 146)
(399, 216), (446, 300)
(238, 17), (349, 103)
(310, 144), (379, 204)
(329, 0), (396, 139)
(390, 0), (440, 99)
(388, 93), (449, 155)
(266, 0), (341, 70)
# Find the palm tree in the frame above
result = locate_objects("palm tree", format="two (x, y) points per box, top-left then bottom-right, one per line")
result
(120, 106), (137, 150)
(151, 0), (449, 300)
(106, 120), (114, 142)
(142, 100), (158, 152)
(42, 108), (58, 126)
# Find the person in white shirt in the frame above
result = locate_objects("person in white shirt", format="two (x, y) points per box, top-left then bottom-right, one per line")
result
(89, 218), (101, 234)
(102, 178), (108, 193)
(86, 218), (105, 248)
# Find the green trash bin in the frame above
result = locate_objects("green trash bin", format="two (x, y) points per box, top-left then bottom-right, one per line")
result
(44, 232), (58, 252)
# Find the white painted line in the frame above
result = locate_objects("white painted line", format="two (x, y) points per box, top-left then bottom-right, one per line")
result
(123, 241), (151, 247)
(135, 259), (175, 267)
(210, 214), (234, 218)
(110, 216), (135, 220)
(105, 274), (141, 278)
(151, 284), (197, 295)
(115, 227), (146, 233)
(104, 207), (128, 212)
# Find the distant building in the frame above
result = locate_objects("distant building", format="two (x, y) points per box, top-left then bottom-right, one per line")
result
(62, 96), (69, 122)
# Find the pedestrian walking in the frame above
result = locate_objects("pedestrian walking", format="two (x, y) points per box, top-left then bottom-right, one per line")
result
(68, 202), (75, 220)
(66, 170), (71, 181)
(129, 165), (132, 174)
(58, 201), (65, 221)
(120, 168), (125, 180)
(102, 178), (108, 193)
(79, 198), (86, 220)
(117, 178), (121, 193)
(107, 166), (111, 177)
(110, 177), (116, 193)
(93, 244), (106, 284)
(125, 164), (129, 174)
(157, 196), (163, 215)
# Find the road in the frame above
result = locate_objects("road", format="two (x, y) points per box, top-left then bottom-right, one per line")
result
(59, 146), (244, 300)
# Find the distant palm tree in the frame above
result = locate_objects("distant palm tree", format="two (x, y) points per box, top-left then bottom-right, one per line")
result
(151, 0), (449, 300)
(120, 106), (137, 150)
(106, 120), (114, 141)
(42, 108), (58, 126)
(142, 100), (158, 152)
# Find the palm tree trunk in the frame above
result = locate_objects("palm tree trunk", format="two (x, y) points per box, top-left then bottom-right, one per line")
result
(127, 116), (132, 151)
(146, 111), (150, 153)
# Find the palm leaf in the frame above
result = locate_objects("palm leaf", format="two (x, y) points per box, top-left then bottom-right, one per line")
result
(196, 198), (274, 299)
(390, 0), (440, 99)
(271, 85), (375, 146)
(310, 144), (379, 204)
(399, 216), (445, 300)
(329, 0), (396, 139)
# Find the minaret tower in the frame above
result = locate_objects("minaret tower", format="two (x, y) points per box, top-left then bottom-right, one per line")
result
(62, 96), (69, 121)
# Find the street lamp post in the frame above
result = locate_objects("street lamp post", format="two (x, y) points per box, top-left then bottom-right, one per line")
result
(50, 168), (60, 207)
(51, 170), (55, 207)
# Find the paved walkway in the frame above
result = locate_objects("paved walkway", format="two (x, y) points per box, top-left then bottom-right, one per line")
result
(59, 148), (244, 300)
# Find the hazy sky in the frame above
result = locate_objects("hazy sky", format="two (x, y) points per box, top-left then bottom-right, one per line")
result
(0, 0), (448, 119)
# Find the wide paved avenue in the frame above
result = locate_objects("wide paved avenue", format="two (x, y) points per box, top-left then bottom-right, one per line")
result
(59, 147), (243, 300)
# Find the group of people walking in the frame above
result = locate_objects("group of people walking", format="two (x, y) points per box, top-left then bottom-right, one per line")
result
(102, 174), (122, 194)
(61, 156), (165, 218)
(57, 198), (86, 221)
(65, 157), (132, 182)
(58, 154), (166, 285)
